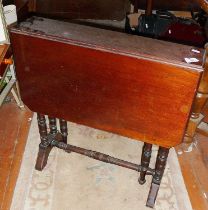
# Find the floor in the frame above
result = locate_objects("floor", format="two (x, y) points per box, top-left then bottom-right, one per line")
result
(0, 99), (32, 210)
(0, 99), (208, 210)
(176, 136), (208, 210)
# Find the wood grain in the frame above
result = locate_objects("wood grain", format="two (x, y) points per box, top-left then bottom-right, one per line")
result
(176, 136), (208, 210)
(15, 17), (205, 68)
(10, 19), (202, 148)
(0, 101), (32, 210)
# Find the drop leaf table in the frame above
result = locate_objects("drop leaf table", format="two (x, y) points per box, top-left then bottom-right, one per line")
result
(10, 16), (207, 208)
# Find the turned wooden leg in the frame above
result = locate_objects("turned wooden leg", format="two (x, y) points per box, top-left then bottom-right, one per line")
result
(48, 117), (58, 134)
(138, 143), (152, 184)
(184, 93), (207, 143)
(59, 119), (68, 143)
(184, 45), (208, 143)
(35, 113), (52, 171)
(146, 147), (169, 208)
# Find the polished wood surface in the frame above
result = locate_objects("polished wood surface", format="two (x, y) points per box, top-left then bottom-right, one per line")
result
(184, 44), (208, 143)
(10, 17), (203, 148)
(14, 17), (205, 68)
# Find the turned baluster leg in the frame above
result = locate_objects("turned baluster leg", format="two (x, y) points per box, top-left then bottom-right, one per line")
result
(35, 113), (52, 171)
(48, 117), (58, 134)
(184, 44), (208, 143)
(146, 147), (169, 208)
(59, 119), (68, 143)
(138, 143), (152, 184)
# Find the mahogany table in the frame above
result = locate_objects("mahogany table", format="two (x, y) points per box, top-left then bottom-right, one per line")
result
(10, 16), (206, 208)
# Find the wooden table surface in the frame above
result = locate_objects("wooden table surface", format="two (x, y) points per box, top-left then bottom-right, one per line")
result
(18, 17), (204, 70)
(10, 17), (204, 148)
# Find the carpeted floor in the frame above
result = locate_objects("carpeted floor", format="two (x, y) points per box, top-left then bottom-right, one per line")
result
(11, 115), (192, 210)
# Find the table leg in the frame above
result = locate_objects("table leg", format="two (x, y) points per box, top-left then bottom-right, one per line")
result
(138, 143), (152, 184)
(184, 44), (208, 143)
(35, 113), (52, 171)
(48, 117), (58, 134)
(59, 119), (68, 144)
(146, 147), (169, 208)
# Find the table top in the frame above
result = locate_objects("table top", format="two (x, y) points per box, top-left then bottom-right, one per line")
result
(10, 19), (203, 147)
(14, 16), (205, 72)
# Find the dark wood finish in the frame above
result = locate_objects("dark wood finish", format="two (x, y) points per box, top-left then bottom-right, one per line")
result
(36, 125), (155, 175)
(59, 119), (68, 144)
(10, 17), (203, 148)
(34, 0), (130, 20)
(9, 14), (206, 208)
(53, 140), (146, 172)
(36, 116), (69, 170)
(132, 0), (208, 13)
(36, 117), (166, 208)
(1, 101), (208, 210)
(153, 147), (170, 184)
(145, 0), (153, 16)
(48, 117), (58, 134)
(139, 143), (153, 184)
(15, 0), (206, 16)
(146, 147), (169, 208)
(10, 17), (205, 67)
(15, 1), (30, 22)
(133, 0), (138, 13)
(130, 0), (201, 11)
(35, 114), (156, 179)
(35, 113), (52, 171)
(37, 113), (48, 143)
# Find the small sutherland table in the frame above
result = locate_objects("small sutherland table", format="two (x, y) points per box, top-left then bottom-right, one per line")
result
(10, 17), (206, 208)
